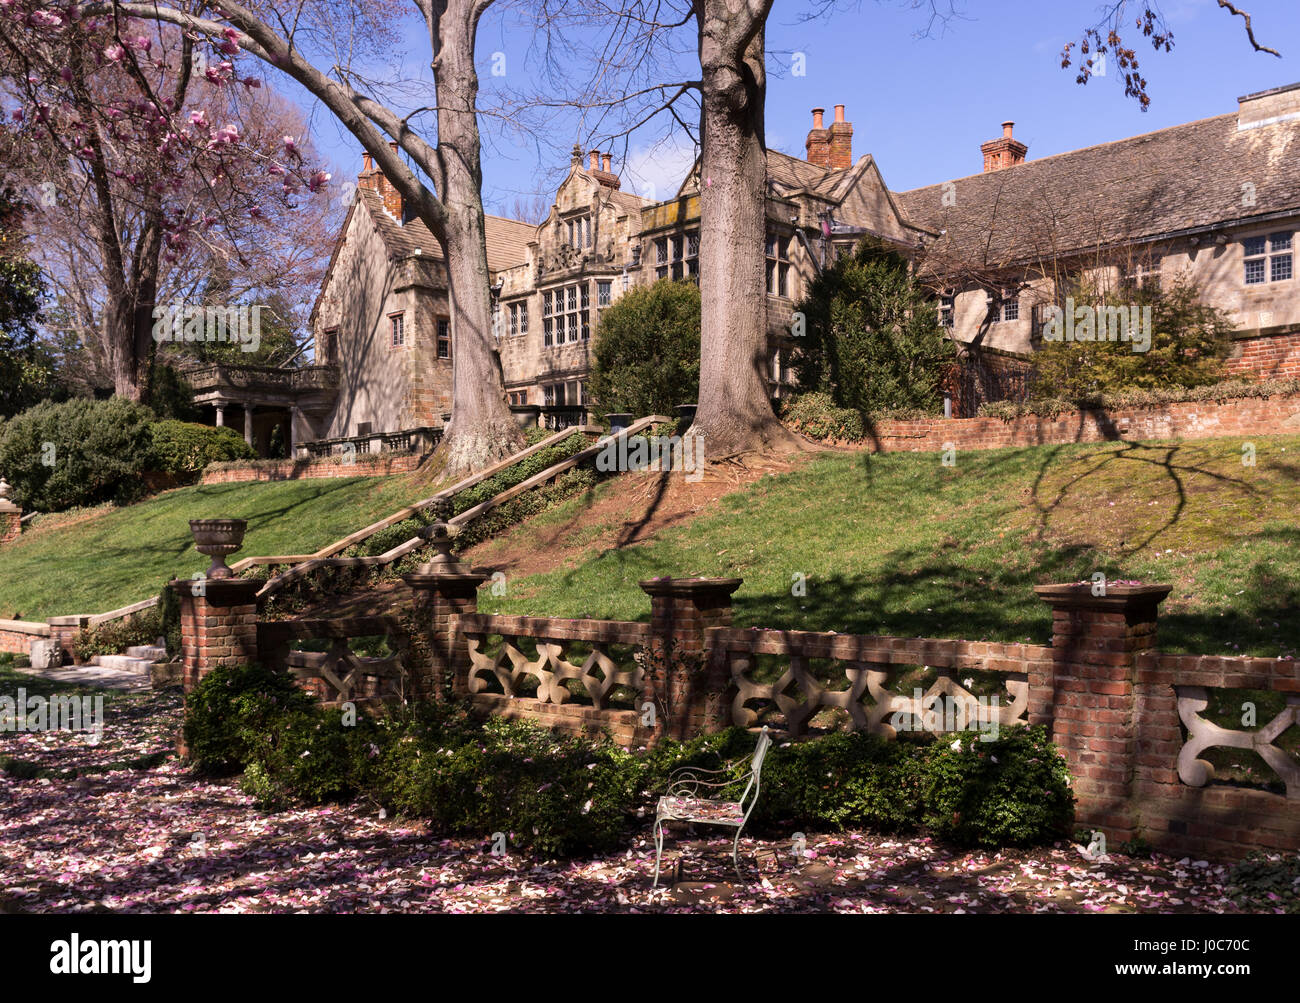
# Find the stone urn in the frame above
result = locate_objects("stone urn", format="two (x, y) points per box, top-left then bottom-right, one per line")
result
(189, 518), (248, 579)
(605, 412), (633, 433)
(675, 403), (697, 424)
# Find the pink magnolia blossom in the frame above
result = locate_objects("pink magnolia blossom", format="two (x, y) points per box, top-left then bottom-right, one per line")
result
(308, 170), (331, 193)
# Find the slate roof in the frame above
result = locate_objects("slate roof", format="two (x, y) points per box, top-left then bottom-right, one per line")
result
(894, 111), (1300, 270)
(357, 187), (536, 272)
(765, 149), (867, 201)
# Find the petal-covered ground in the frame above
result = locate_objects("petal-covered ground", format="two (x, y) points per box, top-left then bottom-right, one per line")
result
(0, 684), (1274, 914)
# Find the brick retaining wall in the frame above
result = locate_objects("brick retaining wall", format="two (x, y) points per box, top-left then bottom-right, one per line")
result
(1228, 331), (1300, 381)
(201, 453), (423, 484)
(0, 619), (48, 655)
(870, 392), (1300, 453)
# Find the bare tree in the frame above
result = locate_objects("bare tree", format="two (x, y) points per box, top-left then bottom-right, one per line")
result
(96, 0), (525, 475)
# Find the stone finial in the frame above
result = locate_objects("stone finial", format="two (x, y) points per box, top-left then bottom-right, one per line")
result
(0, 477), (19, 516)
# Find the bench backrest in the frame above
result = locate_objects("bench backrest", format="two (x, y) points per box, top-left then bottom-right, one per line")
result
(737, 727), (772, 818)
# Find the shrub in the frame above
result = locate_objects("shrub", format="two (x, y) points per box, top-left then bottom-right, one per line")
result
(183, 662), (317, 776)
(149, 420), (256, 479)
(1226, 852), (1300, 913)
(182, 666), (1076, 855)
(70, 607), (164, 663)
(921, 725), (1075, 847)
(791, 236), (955, 416)
(0, 396), (155, 511)
(977, 376), (1300, 421)
(780, 392), (865, 441)
(1031, 273), (1234, 398)
(450, 431), (586, 515)
(590, 279), (700, 416)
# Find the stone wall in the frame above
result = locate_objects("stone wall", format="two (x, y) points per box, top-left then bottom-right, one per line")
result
(869, 392), (1300, 453)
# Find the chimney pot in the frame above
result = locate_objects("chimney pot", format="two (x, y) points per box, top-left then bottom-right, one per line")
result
(811, 107), (825, 130)
(601, 153), (612, 173)
(589, 150), (600, 171)
(1002, 120), (1014, 139)
(834, 104), (845, 124)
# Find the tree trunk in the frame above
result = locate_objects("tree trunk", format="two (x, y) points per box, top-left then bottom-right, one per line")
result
(429, 0), (525, 477)
(693, 9), (800, 457)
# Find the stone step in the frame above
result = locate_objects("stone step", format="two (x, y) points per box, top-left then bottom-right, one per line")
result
(90, 654), (153, 674)
(125, 645), (168, 661)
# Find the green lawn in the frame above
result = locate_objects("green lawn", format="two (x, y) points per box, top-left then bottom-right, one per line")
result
(0, 474), (427, 619)
(480, 435), (1300, 658)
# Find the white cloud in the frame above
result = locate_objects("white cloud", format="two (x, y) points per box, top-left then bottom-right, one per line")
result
(622, 134), (698, 202)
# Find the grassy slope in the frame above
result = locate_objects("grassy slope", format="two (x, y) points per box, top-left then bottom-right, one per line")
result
(0, 474), (426, 619)
(479, 435), (1300, 658)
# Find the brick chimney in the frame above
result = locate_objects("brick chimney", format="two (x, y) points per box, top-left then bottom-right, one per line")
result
(828, 104), (853, 170)
(357, 141), (405, 221)
(806, 106), (853, 170)
(587, 149), (621, 190)
(805, 107), (830, 168)
(981, 120), (1027, 173)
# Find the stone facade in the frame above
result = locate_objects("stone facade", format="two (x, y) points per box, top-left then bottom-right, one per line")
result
(310, 83), (1300, 440)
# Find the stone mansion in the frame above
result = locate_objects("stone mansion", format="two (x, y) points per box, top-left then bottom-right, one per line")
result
(188, 83), (1300, 453)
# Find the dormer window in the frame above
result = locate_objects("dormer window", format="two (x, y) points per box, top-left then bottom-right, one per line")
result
(565, 214), (592, 250)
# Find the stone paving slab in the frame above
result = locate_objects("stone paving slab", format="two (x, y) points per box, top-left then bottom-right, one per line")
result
(13, 664), (151, 692)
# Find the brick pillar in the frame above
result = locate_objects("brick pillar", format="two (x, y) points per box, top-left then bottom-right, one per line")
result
(403, 570), (486, 700)
(46, 615), (90, 665)
(1033, 582), (1171, 841)
(637, 577), (741, 741)
(169, 578), (261, 692)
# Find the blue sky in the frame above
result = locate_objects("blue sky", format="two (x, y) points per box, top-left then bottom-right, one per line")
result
(301, 0), (1299, 217)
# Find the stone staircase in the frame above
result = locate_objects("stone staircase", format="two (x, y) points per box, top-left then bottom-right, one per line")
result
(89, 645), (167, 677)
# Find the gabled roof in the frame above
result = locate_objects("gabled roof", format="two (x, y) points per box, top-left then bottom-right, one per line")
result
(894, 110), (1300, 270)
(765, 149), (867, 201)
(356, 187), (535, 272)
(309, 188), (536, 327)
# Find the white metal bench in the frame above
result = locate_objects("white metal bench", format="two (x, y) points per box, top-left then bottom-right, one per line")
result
(652, 726), (772, 886)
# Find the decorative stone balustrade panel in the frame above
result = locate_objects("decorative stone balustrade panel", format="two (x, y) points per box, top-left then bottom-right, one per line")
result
(258, 616), (409, 707)
(464, 632), (643, 709)
(727, 652), (1028, 738)
(1176, 685), (1300, 798)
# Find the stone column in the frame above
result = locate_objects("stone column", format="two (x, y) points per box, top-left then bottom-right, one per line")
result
(45, 615), (90, 666)
(289, 406), (301, 456)
(1033, 582), (1171, 840)
(0, 478), (20, 545)
(637, 577), (741, 741)
(243, 404), (255, 449)
(170, 578), (262, 692)
(214, 402), (226, 427)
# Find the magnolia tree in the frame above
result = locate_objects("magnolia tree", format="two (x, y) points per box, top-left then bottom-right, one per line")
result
(0, 5), (332, 401)
(87, 0), (524, 475)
